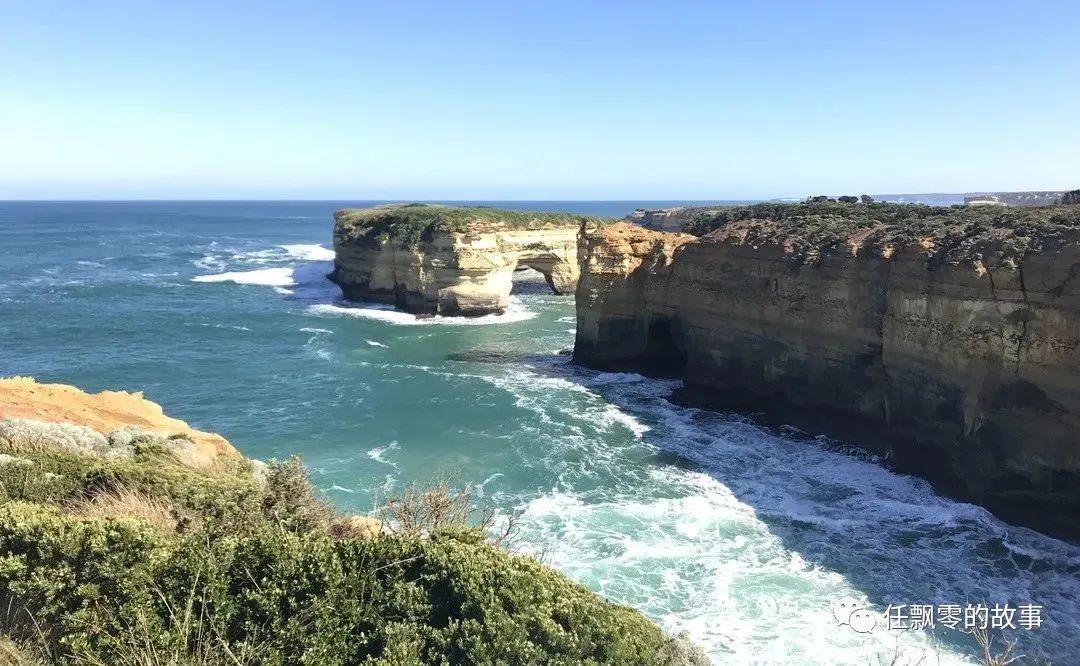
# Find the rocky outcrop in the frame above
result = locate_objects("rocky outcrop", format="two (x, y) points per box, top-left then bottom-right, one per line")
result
(331, 204), (594, 316)
(625, 206), (729, 233)
(575, 204), (1080, 540)
(1062, 190), (1080, 205)
(0, 376), (238, 464)
(626, 207), (693, 232)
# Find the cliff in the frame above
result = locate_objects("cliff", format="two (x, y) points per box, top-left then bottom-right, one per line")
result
(625, 206), (710, 232)
(331, 204), (599, 316)
(575, 202), (1080, 540)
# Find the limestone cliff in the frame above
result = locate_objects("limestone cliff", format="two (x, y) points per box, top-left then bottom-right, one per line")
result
(576, 202), (1080, 540)
(332, 204), (596, 316)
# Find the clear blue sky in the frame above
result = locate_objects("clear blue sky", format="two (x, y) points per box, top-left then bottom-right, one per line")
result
(1, 1), (1077, 200)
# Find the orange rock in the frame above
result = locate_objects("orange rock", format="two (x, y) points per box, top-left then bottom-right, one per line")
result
(0, 377), (237, 460)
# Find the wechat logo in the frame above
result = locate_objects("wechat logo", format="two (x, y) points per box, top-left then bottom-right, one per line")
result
(833, 598), (877, 634)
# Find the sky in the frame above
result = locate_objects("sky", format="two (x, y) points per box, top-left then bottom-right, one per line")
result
(1, 1), (1078, 200)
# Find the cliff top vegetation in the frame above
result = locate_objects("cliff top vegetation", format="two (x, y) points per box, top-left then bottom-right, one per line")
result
(334, 203), (606, 248)
(683, 201), (1080, 265)
(0, 393), (701, 664)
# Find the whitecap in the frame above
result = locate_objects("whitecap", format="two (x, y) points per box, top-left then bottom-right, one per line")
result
(196, 323), (252, 332)
(192, 267), (295, 287)
(280, 244), (335, 261)
(365, 340), (389, 348)
(367, 442), (400, 468)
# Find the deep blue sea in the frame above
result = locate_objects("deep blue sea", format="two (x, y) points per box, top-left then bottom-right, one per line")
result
(1, 201), (1077, 664)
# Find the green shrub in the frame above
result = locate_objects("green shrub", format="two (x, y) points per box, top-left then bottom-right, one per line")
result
(683, 200), (1080, 265)
(259, 456), (335, 534)
(0, 448), (263, 538)
(0, 504), (682, 664)
(333, 204), (604, 249)
(0, 502), (167, 657)
(0, 449), (696, 664)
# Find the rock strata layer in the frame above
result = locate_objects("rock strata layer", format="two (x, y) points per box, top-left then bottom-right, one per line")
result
(575, 203), (1080, 540)
(332, 204), (596, 316)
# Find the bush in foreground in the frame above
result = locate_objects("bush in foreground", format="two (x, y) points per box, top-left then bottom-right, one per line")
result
(0, 440), (705, 664)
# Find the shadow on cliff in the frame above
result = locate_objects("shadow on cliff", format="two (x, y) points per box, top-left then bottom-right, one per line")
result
(475, 353), (1076, 662)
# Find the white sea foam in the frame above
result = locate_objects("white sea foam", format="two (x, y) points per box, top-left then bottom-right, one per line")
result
(192, 243), (333, 279)
(280, 244), (335, 261)
(300, 325), (334, 361)
(367, 441), (400, 468)
(454, 357), (1078, 664)
(365, 340), (389, 348)
(308, 296), (538, 326)
(192, 267), (296, 287)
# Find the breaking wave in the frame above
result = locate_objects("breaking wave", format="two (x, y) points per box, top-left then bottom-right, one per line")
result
(430, 357), (1080, 664)
(192, 267), (296, 287)
(308, 296), (538, 326)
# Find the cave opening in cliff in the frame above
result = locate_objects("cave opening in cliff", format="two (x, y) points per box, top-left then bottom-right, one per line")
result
(644, 316), (688, 377)
(511, 265), (554, 295)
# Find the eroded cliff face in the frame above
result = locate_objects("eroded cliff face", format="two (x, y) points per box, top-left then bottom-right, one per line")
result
(576, 211), (1080, 539)
(332, 206), (584, 316)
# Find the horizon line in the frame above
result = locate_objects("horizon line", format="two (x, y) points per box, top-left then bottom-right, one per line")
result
(0, 192), (1013, 204)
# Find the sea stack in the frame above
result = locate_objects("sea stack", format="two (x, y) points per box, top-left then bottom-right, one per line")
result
(330, 204), (595, 316)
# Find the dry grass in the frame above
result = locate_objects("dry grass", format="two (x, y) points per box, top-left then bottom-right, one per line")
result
(329, 515), (383, 540)
(163, 439), (231, 476)
(67, 488), (183, 535)
(0, 636), (44, 666)
(377, 480), (517, 546)
(0, 598), (52, 666)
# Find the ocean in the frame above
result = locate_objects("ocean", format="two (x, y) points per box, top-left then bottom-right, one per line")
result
(1, 200), (1076, 664)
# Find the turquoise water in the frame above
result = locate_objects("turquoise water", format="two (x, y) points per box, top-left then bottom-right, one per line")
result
(2, 201), (1077, 664)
